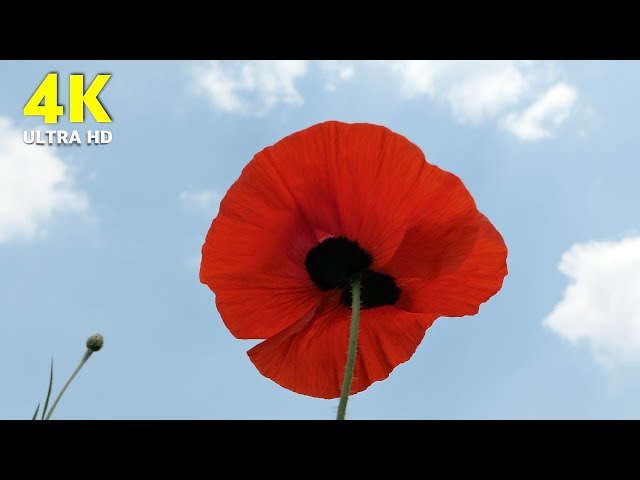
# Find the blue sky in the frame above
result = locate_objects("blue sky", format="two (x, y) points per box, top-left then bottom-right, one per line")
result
(1, 60), (640, 419)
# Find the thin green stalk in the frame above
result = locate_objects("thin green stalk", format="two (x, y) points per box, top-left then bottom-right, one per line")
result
(44, 350), (93, 420)
(41, 358), (54, 420)
(336, 274), (362, 420)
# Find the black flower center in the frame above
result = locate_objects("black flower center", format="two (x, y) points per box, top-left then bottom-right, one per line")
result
(341, 269), (401, 309)
(304, 236), (372, 290)
(304, 236), (401, 309)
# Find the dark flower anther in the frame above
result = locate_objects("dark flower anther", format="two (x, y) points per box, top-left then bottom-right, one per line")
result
(304, 236), (371, 290)
(341, 270), (400, 308)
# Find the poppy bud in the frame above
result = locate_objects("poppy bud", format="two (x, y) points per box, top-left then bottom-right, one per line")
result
(86, 334), (104, 352)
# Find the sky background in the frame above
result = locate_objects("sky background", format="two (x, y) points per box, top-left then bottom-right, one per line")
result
(1, 60), (640, 419)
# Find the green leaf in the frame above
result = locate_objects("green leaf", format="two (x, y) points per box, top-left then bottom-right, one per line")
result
(42, 358), (54, 420)
(32, 403), (40, 421)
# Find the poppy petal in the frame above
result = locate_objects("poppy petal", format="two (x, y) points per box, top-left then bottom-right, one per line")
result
(211, 275), (321, 340)
(202, 121), (449, 339)
(201, 120), (508, 401)
(248, 294), (437, 399)
(380, 165), (484, 282)
(200, 155), (322, 339)
(259, 121), (433, 267)
(396, 214), (508, 317)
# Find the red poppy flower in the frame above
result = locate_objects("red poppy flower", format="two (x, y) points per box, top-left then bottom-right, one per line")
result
(200, 121), (507, 399)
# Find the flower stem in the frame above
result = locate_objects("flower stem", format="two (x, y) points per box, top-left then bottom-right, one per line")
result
(44, 349), (93, 420)
(337, 274), (362, 420)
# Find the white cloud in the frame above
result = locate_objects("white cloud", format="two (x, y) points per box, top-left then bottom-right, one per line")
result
(379, 60), (577, 140)
(544, 236), (640, 368)
(0, 116), (87, 244)
(189, 60), (578, 140)
(503, 83), (577, 140)
(387, 60), (530, 124)
(190, 61), (308, 116)
(179, 188), (222, 215)
(319, 61), (355, 93)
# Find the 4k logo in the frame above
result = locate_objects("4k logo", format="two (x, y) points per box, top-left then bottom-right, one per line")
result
(23, 73), (112, 124)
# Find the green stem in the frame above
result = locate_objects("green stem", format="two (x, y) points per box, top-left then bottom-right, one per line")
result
(337, 274), (362, 420)
(45, 349), (93, 420)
